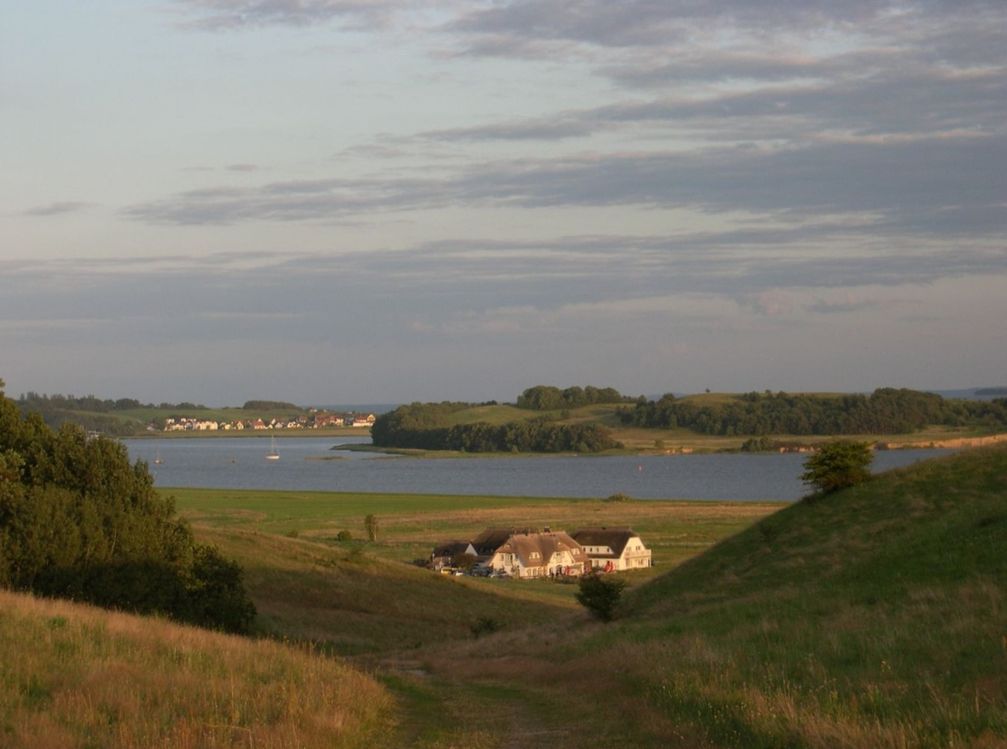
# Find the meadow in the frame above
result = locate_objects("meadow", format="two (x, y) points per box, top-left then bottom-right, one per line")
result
(5, 447), (1005, 747)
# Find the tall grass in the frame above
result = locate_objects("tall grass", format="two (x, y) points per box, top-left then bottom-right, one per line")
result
(605, 446), (1007, 747)
(0, 590), (393, 749)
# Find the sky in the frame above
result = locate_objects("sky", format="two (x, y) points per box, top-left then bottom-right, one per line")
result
(2, 0), (1005, 405)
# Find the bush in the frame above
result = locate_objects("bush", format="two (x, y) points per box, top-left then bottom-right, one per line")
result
(576, 572), (627, 622)
(605, 492), (632, 502)
(336, 530), (353, 542)
(470, 617), (502, 638)
(801, 440), (873, 495)
(364, 514), (379, 542)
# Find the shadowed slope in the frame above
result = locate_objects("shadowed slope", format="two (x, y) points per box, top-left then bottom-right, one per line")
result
(196, 527), (570, 655)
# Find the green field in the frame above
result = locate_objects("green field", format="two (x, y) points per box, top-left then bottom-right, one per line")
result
(7, 447), (1006, 747)
(168, 488), (780, 608)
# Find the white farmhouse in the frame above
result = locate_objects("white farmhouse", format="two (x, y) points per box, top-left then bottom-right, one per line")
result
(488, 531), (587, 578)
(571, 528), (652, 572)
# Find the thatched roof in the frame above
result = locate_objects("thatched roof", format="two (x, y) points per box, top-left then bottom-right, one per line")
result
(495, 531), (585, 568)
(570, 528), (639, 558)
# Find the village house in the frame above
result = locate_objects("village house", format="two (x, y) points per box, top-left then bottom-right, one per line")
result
(488, 530), (587, 578)
(313, 414), (345, 428)
(571, 528), (652, 572)
(470, 528), (531, 562)
(432, 527), (651, 578)
(429, 541), (478, 572)
(163, 411), (377, 432)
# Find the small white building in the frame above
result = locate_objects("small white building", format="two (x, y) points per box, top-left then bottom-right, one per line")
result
(571, 528), (652, 572)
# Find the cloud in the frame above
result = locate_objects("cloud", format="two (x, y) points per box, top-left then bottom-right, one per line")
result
(125, 132), (1007, 240)
(417, 60), (1007, 145)
(173, 0), (405, 30)
(448, 0), (891, 51)
(22, 201), (92, 217)
(4, 235), (1003, 401)
(449, 1), (1005, 54)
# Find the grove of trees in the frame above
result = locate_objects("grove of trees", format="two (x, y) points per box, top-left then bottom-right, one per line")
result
(0, 380), (256, 633)
(621, 388), (1007, 436)
(516, 385), (629, 411)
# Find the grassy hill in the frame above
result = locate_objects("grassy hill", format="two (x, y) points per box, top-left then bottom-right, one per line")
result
(619, 444), (1007, 746)
(0, 589), (393, 749)
(429, 446), (1007, 747)
(6, 448), (1005, 747)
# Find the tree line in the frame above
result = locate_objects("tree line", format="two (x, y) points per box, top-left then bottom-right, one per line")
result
(371, 404), (620, 453)
(1, 380), (255, 633)
(620, 388), (1007, 436)
(16, 392), (212, 436)
(18, 392), (208, 413)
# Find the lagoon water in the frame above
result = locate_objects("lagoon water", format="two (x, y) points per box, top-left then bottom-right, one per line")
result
(123, 436), (951, 502)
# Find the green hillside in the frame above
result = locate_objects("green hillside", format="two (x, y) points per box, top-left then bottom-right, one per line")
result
(555, 446), (1006, 746)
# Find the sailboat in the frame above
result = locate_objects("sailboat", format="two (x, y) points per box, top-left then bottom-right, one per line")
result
(153, 449), (163, 465)
(265, 434), (280, 461)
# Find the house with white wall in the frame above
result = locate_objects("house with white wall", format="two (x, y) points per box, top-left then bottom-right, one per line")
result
(571, 528), (652, 572)
(488, 531), (587, 578)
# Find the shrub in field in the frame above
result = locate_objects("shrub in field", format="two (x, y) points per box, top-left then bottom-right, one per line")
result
(470, 617), (502, 638)
(364, 514), (379, 542)
(576, 572), (626, 621)
(801, 440), (873, 495)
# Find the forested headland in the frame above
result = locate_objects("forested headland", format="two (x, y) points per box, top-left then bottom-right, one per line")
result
(371, 385), (1007, 454)
(371, 400), (620, 453)
(0, 380), (255, 632)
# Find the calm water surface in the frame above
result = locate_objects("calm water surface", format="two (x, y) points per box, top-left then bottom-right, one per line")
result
(123, 436), (952, 502)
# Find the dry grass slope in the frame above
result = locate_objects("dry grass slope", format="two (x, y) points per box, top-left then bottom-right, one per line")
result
(0, 590), (393, 749)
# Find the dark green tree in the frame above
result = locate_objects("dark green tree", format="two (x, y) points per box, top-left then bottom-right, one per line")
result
(364, 514), (379, 542)
(0, 379), (255, 633)
(576, 572), (627, 622)
(801, 440), (873, 495)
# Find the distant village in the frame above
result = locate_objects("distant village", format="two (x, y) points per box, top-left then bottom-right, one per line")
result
(162, 412), (377, 432)
(430, 527), (652, 579)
